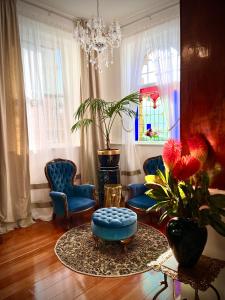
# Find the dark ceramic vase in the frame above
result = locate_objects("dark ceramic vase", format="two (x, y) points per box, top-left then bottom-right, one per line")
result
(166, 217), (207, 267)
(97, 149), (120, 168)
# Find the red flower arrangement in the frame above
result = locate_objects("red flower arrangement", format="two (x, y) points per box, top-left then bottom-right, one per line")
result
(145, 135), (225, 236)
(161, 136), (208, 182)
(162, 139), (181, 170)
(173, 155), (201, 181)
(188, 133), (208, 166)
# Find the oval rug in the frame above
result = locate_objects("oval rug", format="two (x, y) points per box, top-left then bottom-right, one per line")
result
(55, 222), (169, 277)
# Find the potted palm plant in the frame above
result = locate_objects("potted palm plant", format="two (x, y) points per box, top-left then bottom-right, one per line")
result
(71, 92), (139, 167)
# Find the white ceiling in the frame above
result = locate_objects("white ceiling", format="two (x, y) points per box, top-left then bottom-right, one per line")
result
(28, 0), (178, 25)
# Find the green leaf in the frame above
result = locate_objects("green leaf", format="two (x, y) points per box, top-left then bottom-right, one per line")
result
(159, 210), (169, 223)
(145, 186), (168, 199)
(71, 92), (139, 148)
(156, 169), (167, 184)
(145, 175), (161, 184)
(147, 201), (168, 212)
(71, 119), (93, 132)
(209, 216), (225, 237)
(178, 185), (186, 199)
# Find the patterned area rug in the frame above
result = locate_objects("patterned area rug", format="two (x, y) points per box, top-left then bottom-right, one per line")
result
(55, 223), (169, 277)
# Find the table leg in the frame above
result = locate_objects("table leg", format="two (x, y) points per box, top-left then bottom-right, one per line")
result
(153, 273), (168, 300)
(209, 284), (220, 300)
(194, 289), (200, 300)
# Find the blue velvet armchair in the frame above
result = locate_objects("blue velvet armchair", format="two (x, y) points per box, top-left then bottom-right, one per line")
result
(45, 158), (96, 225)
(127, 155), (165, 212)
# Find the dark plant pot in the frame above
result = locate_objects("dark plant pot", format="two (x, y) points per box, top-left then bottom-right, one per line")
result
(98, 149), (120, 168)
(166, 217), (207, 267)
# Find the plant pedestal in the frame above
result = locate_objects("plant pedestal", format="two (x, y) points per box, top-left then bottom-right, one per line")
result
(98, 166), (120, 207)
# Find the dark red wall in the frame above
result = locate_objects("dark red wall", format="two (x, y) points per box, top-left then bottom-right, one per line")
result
(180, 0), (225, 189)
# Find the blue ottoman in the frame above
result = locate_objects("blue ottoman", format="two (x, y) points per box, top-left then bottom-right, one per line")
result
(91, 207), (137, 251)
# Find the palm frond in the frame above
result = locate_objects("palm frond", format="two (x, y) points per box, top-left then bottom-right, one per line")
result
(71, 119), (93, 132)
(74, 98), (107, 120)
(71, 92), (140, 148)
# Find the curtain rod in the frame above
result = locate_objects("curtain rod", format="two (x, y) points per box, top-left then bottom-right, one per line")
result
(19, 0), (76, 21)
(121, 2), (179, 28)
(19, 0), (179, 28)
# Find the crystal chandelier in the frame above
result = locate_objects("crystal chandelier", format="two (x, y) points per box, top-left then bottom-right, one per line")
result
(74, 0), (121, 71)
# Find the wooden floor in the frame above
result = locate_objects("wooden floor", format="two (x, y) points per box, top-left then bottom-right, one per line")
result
(0, 214), (174, 300)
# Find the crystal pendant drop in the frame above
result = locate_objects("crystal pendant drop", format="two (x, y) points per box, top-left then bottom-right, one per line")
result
(74, 0), (121, 71)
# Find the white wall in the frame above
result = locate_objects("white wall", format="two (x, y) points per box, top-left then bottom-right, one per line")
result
(99, 48), (122, 145)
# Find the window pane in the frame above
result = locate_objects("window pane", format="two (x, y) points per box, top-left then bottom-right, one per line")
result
(148, 60), (155, 72)
(148, 72), (157, 84)
(141, 73), (148, 84)
(137, 53), (169, 142)
(142, 64), (147, 73)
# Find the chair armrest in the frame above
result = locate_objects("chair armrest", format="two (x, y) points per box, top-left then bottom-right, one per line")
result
(72, 184), (95, 199)
(127, 183), (147, 199)
(49, 191), (68, 217)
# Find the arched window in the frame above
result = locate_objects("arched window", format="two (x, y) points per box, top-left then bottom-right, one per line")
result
(135, 49), (180, 143)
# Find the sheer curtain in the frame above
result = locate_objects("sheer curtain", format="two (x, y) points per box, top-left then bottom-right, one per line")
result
(19, 16), (81, 221)
(145, 18), (180, 139)
(120, 16), (180, 187)
(120, 32), (146, 186)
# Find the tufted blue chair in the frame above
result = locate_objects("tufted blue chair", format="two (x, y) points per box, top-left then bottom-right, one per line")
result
(45, 158), (96, 226)
(127, 155), (165, 212)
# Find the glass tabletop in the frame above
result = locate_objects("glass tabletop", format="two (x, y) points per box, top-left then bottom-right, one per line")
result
(148, 249), (225, 300)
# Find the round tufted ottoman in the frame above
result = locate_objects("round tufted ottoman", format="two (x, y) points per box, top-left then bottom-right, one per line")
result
(91, 207), (137, 251)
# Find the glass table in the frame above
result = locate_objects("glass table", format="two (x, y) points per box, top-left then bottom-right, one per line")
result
(148, 249), (225, 300)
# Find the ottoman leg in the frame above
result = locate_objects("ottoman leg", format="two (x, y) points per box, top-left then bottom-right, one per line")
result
(93, 235), (100, 248)
(120, 236), (134, 253)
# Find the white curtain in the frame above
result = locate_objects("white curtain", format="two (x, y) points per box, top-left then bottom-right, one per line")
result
(19, 16), (81, 221)
(120, 16), (180, 187)
(145, 18), (180, 139)
(120, 32), (146, 186)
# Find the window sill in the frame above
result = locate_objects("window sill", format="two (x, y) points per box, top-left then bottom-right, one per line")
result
(135, 140), (166, 146)
(111, 141), (166, 146)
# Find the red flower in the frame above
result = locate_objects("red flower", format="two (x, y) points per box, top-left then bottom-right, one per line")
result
(188, 134), (208, 166)
(173, 155), (201, 181)
(162, 139), (182, 171)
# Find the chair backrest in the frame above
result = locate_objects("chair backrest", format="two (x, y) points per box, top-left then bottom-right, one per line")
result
(143, 155), (165, 175)
(45, 158), (77, 193)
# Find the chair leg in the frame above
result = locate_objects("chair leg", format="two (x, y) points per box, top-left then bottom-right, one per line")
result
(69, 216), (73, 228)
(65, 216), (73, 230)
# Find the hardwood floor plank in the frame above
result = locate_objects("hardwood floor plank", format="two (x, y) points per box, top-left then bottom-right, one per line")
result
(0, 261), (66, 298)
(32, 267), (72, 293)
(0, 216), (172, 300)
(74, 277), (125, 300)
(0, 248), (58, 283)
(34, 275), (78, 300)
(3, 289), (35, 300)
(90, 273), (158, 300)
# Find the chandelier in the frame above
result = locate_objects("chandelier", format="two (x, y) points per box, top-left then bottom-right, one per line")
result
(74, 0), (121, 71)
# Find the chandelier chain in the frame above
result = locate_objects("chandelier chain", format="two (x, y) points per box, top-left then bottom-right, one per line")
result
(97, 0), (99, 17)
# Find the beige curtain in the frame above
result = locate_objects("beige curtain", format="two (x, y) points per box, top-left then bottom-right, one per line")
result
(80, 50), (104, 186)
(0, 0), (32, 233)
